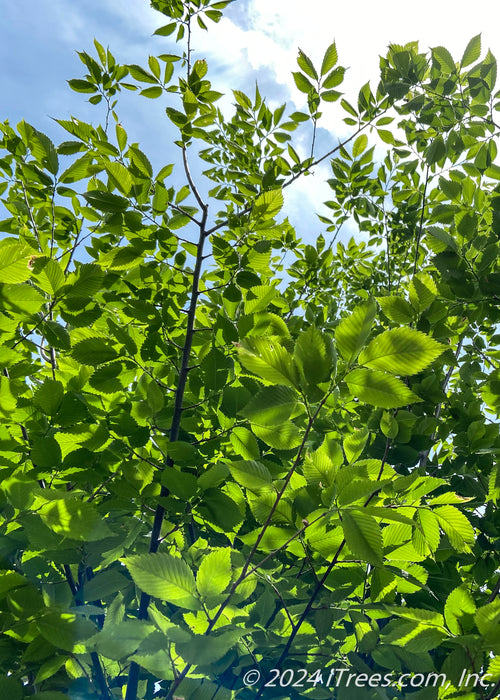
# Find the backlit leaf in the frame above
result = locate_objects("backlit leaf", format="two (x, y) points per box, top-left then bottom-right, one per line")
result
(242, 385), (297, 426)
(342, 510), (383, 565)
(434, 505), (475, 553)
(123, 553), (200, 610)
(359, 328), (444, 375)
(461, 34), (481, 67)
(345, 368), (421, 408)
(336, 298), (376, 365)
(196, 548), (231, 598)
(321, 42), (338, 75)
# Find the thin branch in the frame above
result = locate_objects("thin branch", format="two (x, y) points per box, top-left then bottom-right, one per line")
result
(487, 574), (500, 603)
(183, 146), (206, 211)
(256, 435), (393, 683)
(20, 181), (42, 251)
(412, 165), (429, 276)
(257, 540), (346, 694)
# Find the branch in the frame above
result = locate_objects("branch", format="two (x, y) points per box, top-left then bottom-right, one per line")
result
(256, 540), (346, 697)
(21, 181), (42, 251)
(412, 165), (429, 276)
(183, 146), (206, 211)
(125, 200), (209, 700)
(487, 574), (500, 603)
(204, 113), (386, 239)
(256, 436), (393, 682)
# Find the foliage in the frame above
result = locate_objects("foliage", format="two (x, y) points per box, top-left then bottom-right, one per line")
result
(0, 2), (499, 699)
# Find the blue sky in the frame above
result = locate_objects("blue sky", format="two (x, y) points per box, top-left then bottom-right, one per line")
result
(2, 0), (500, 241)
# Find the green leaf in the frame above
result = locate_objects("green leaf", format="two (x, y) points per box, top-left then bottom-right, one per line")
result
(230, 427), (260, 460)
(345, 368), (421, 408)
(342, 510), (383, 565)
(0, 376), (17, 420)
(297, 49), (318, 81)
(68, 79), (96, 93)
(292, 72), (314, 93)
(162, 467), (197, 499)
(293, 326), (336, 384)
(432, 45), (456, 73)
(128, 64), (158, 83)
(39, 497), (111, 541)
(31, 436), (62, 468)
(425, 135), (446, 165)
(252, 422), (302, 450)
(196, 548), (231, 598)
(475, 599), (500, 636)
(409, 273), (437, 312)
(444, 586), (476, 634)
(141, 86), (163, 98)
(412, 508), (440, 556)
(244, 285), (277, 313)
(100, 246), (143, 271)
(335, 298), (376, 365)
(322, 66), (345, 89)
(0, 283), (45, 317)
(321, 42), (338, 75)
(33, 258), (65, 294)
(303, 436), (342, 486)
(26, 126), (59, 174)
(352, 134), (368, 157)
(343, 427), (369, 463)
(227, 460), (273, 493)
(0, 239), (32, 284)
(425, 225), (458, 253)
(35, 656), (68, 683)
(33, 379), (64, 416)
(242, 385), (297, 426)
(236, 337), (299, 387)
(129, 146), (153, 177)
(376, 296), (414, 324)
(0, 676), (23, 700)
(380, 411), (399, 439)
(154, 23), (177, 36)
(123, 553), (200, 610)
(198, 489), (243, 531)
(252, 189), (283, 220)
(176, 629), (245, 666)
(59, 154), (94, 183)
(434, 505), (475, 552)
(358, 328), (444, 376)
(72, 337), (119, 365)
(487, 656), (500, 682)
(166, 441), (197, 463)
(461, 34), (481, 67)
(105, 161), (133, 194)
(83, 569), (131, 601)
(93, 619), (155, 660)
(84, 190), (129, 212)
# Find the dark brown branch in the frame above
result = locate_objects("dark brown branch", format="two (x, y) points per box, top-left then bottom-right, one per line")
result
(125, 198), (209, 700)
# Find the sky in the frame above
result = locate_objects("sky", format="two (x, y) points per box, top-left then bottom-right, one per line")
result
(1, 0), (500, 241)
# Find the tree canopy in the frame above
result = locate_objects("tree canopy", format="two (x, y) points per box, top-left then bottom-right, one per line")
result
(0, 2), (499, 700)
